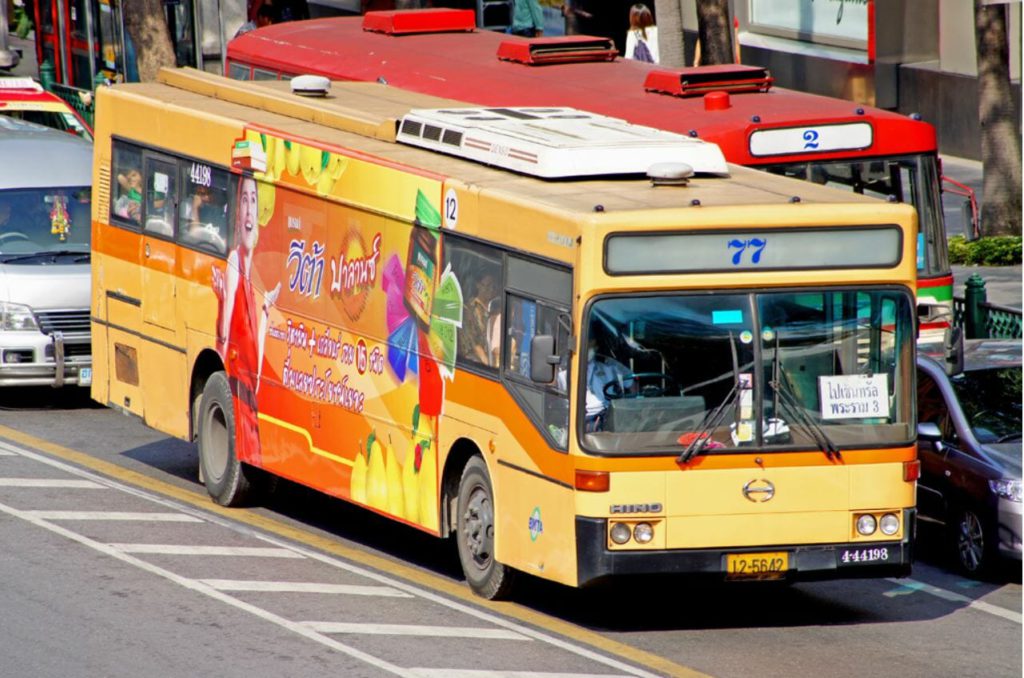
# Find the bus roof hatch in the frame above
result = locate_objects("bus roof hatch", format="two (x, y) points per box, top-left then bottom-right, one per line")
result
(396, 107), (729, 179)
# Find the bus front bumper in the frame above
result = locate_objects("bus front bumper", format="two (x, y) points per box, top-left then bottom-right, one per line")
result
(576, 510), (915, 587)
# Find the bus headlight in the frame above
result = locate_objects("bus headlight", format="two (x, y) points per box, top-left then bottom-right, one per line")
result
(633, 522), (654, 544)
(610, 522), (631, 545)
(856, 514), (877, 536)
(0, 302), (38, 332)
(879, 513), (900, 536)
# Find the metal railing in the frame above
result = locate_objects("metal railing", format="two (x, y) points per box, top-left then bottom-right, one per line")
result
(953, 273), (1023, 340)
(48, 81), (95, 127)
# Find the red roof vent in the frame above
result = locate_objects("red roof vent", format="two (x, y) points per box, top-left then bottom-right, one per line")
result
(362, 9), (476, 35)
(644, 64), (773, 97)
(496, 36), (618, 65)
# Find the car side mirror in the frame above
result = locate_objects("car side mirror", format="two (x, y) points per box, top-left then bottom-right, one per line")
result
(918, 422), (944, 449)
(529, 334), (558, 383)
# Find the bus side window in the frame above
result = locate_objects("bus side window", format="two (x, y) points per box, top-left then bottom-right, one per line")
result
(443, 236), (503, 371)
(179, 163), (230, 255)
(143, 157), (176, 237)
(111, 142), (143, 226)
(228, 62), (252, 80)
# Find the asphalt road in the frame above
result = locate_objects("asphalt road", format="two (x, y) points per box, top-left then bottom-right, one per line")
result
(0, 387), (1017, 678)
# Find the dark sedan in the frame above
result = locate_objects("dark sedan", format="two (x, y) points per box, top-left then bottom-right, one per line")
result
(917, 339), (1022, 576)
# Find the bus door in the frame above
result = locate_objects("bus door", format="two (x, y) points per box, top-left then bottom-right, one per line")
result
(35, 0), (99, 88)
(139, 154), (179, 334)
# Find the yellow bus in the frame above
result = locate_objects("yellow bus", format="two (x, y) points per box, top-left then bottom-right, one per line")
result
(91, 68), (920, 599)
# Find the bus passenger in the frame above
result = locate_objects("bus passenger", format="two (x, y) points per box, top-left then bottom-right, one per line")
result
(114, 167), (142, 223)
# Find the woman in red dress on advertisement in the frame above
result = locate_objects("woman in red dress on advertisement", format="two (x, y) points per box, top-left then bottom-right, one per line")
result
(217, 175), (279, 465)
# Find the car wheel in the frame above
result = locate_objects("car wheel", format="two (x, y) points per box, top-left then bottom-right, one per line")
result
(197, 371), (254, 507)
(456, 456), (516, 600)
(950, 505), (995, 577)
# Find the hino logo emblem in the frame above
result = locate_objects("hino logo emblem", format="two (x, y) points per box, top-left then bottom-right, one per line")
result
(609, 503), (663, 514)
(742, 479), (775, 502)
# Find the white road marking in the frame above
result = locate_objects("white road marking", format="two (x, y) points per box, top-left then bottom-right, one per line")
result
(302, 622), (529, 640)
(0, 440), (665, 678)
(201, 579), (412, 597)
(409, 672), (637, 678)
(0, 478), (104, 488)
(0, 448), (16, 456)
(884, 578), (1022, 623)
(110, 544), (305, 558)
(0, 499), (417, 677)
(24, 510), (203, 522)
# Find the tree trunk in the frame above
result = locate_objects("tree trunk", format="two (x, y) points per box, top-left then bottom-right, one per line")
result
(974, 0), (1022, 237)
(694, 0), (733, 66)
(655, 0), (685, 68)
(123, 0), (176, 82)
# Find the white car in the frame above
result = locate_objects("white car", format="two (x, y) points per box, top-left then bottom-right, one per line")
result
(0, 116), (92, 387)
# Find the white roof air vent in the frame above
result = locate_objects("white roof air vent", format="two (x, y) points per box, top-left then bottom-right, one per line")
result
(291, 74), (331, 97)
(396, 107), (729, 179)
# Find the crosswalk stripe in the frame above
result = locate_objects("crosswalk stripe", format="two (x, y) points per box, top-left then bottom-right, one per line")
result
(409, 671), (637, 677)
(24, 511), (203, 522)
(0, 478), (104, 488)
(110, 544), (304, 558)
(302, 622), (529, 640)
(200, 579), (412, 597)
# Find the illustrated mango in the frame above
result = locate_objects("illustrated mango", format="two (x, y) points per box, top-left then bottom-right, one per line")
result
(286, 139), (301, 176)
(416, 415), (439, 531)
(257, 180), (275, 226)
(350, 448), (367, 504)
(401, 440), (420, 524)
(300, 145), (323, 186)
(271, 136), (287, 181)
(366, 435), (388, 511)
(385, 438), (404, 518)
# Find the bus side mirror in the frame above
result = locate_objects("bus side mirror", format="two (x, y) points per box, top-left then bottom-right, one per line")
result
(529, 334), (557, 383)
(962, 200), (979, 242)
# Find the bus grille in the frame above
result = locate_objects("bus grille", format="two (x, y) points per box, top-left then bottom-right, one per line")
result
(36, 310), (91, 336)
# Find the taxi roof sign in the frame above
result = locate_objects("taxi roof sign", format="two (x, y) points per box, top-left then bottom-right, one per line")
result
(0, 77), (44, 91)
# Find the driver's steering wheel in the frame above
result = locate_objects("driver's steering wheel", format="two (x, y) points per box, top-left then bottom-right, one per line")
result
(0, 232), (30, 243)
(603, 372), (678, 400)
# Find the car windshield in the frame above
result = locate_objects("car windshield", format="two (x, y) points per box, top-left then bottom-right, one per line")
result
(764, 154), (947, 277)
(581, 288), (915, 455)
(952, 367), (1023, 443)
(0, 187), (92, 257)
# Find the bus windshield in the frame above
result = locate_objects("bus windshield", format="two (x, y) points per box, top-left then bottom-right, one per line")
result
(582, 288), (914, 455)
(764, 153), (948, 278)
(0, 187), (92, 257)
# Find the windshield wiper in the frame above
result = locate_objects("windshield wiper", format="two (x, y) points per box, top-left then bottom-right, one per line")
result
(678, 332), (740, 464)
(0, 250), (89, 264)
(769, 332), (840, 460)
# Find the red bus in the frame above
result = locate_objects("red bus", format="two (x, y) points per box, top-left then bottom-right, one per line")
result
(226, 8), (963, 344)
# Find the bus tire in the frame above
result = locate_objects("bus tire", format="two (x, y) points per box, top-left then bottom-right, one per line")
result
(197, 371), (253, 507)
(456, 456), (515, 600)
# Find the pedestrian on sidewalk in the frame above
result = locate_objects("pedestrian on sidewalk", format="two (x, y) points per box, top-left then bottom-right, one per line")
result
(509, 0), (544, 37)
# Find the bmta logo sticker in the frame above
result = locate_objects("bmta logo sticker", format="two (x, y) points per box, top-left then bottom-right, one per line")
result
(528, 507), (544, 541)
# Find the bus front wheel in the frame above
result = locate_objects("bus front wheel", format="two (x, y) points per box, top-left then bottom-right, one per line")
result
(456, 456), (515, 600)
(197, 371), (253, 507)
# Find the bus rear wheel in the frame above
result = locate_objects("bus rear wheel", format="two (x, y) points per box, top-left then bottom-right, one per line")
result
(456, 456), (515, 600)
(197, 371), (254, 507)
